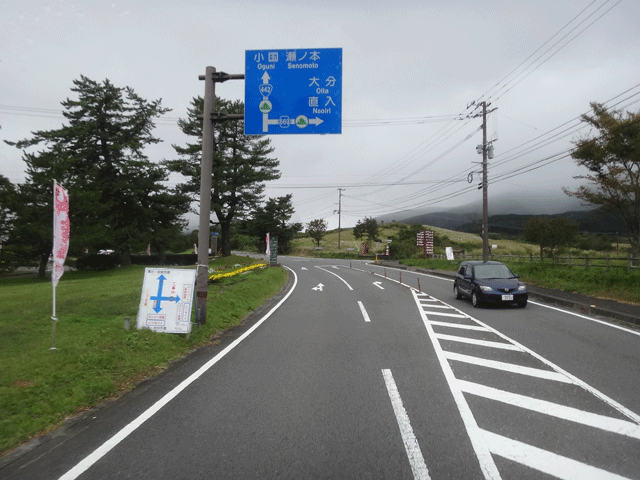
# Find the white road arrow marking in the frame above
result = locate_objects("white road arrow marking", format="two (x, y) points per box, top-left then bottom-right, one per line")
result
(312, 283), (324, 291)
(301, 267), (308, 271)
(373, 281), (385, 290)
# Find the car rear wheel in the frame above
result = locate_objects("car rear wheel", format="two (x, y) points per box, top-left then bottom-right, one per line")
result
(454, 284), (463, 299)
(472, 291), (482, 308)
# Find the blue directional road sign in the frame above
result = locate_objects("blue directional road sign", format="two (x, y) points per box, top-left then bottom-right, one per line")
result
(245, 48), (342, 135)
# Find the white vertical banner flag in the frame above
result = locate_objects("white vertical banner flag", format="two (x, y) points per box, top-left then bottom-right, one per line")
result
(53, 181), (70, 287)
(265, 232), (270, 255)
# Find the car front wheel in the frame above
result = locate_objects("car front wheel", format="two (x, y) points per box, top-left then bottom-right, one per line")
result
(454, 284), (462, 299)
(518, 300), (527, 308)
(472, 291), (482, 308)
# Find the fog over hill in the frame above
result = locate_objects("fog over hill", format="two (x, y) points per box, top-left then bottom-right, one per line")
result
(377, 191), (592, 230)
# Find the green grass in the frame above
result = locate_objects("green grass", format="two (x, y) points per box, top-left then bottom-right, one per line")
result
(399, 257), (640, 304)
(0, 256), (286, 454)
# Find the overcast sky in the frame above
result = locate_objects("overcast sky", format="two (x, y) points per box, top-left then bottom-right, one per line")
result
(2, 0), (639, 230)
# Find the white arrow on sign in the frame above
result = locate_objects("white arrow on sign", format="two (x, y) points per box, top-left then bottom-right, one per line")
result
(312, 283), (324, 291)
(373, 281), (385, 290)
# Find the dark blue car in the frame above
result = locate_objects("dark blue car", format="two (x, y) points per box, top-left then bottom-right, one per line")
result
(454, 260), (528, 308)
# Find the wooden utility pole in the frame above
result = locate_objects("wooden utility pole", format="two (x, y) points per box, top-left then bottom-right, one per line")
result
(338, 188), (344, 248)
(482, 101), (489, 261)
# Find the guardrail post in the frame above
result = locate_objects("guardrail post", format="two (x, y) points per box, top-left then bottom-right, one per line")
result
(385, 268), (387, 278)
(585, 254), (589, 270)
(400, 272), (402, 284)
(418, 278), (421, 293)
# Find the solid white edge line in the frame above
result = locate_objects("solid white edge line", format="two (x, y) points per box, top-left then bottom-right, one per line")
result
(58, 266), (299, 480)
(481, 429), (632, 480)
(357, 300), (371, 322)
(528, 300), (640, 337)
(411, 290), (502, 480)
(315, 265), (354, 290)
(381, 369), (431, 480)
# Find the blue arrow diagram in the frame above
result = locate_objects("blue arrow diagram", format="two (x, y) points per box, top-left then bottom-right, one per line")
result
(150, 275), (181, 313)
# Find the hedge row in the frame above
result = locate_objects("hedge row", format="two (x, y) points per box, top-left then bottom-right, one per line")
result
(75, 254), (198, 271)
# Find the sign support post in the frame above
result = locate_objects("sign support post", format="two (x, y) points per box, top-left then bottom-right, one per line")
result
(196, 68), (244, 324)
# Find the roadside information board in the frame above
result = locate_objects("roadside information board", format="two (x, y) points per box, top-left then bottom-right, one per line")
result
(136, 268), (196, 334)
(244, 48), (342, 135)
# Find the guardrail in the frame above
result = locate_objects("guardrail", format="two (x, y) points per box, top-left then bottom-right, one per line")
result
(432, 253), (640, 271)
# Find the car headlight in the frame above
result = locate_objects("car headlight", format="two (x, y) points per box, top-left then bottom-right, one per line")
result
(479, 285), (494, 292)
(518, 285), (527, 291)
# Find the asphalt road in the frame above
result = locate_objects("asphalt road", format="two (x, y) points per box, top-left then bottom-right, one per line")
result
(3, 257), (640, 479)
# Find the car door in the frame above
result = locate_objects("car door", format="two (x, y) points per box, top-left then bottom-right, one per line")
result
(458, 264), (473, 297)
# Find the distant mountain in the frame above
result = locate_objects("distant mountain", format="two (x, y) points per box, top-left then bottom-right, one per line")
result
(377, 192), (624, 235)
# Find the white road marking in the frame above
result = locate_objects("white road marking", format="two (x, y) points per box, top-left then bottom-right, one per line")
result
(58, 267), (299, 480)
(430, 321), (488, 331)
(444, 352), (572, 383)
(460, 380), (640, 440)
(418, 303), (454, 309)
(364, 262), (640, 337)
(528, 300), (640, 337)
(373, 281), (385, 289)
(421, 311), (467, 318)
(481, 429), (633, 480)
(362, 262), (640, 424)
(358, 301), (371, 322)
(435, 333), (521, 350)
(312, 283), (324, 291)
(315, 266), (353, 291)
(382, 369), (431, 480)
(411, 290), (502, 480)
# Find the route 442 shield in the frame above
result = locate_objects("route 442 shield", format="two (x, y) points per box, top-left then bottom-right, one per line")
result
(136, 268), (196, 334)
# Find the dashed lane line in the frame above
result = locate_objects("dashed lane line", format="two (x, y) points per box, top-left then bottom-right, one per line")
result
(382, 369), (431, 480)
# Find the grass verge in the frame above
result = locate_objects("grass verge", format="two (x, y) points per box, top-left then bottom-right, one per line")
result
(0, 255), (287, 455)
(399, 257), (640, 304)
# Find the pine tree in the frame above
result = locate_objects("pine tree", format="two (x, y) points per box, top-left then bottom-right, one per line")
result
(5, 76), (189, 274)
(165, 96), (280, 256)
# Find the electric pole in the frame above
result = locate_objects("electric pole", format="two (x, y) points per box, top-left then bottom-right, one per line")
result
(482, 101), (489, 261)
(470, 100), (495, 262)
(338, 188), (344, 248)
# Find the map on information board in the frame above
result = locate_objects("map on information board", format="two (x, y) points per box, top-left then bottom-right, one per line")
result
(136, 268), (196, 334)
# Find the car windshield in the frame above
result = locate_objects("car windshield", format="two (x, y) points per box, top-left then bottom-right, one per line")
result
(474, 264), (514, 279)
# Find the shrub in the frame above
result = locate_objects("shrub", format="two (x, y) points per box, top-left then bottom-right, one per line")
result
(75, 254), (119, 271)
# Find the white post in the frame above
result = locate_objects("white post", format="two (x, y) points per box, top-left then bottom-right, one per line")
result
(51, 179), (58, 350)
